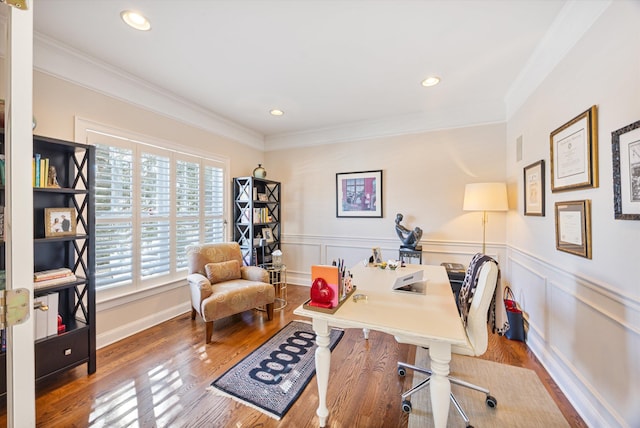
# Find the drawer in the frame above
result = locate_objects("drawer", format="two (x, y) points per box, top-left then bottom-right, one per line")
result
(35, 327), (89, 379)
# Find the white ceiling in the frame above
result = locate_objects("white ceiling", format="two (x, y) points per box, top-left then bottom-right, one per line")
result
(30, 0), (609, 150)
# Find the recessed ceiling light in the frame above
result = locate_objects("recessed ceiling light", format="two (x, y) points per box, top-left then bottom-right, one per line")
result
(121, 10), (151, 31)
(421, 76), (441, 87)
(270, 109), (284, 116)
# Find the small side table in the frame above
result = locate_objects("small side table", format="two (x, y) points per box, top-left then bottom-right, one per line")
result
(399, 245), (423, 265)
(260, 264), (287, 311)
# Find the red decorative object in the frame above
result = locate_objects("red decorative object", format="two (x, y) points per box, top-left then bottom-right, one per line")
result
(57, 314), (66, 334)
(309, 277), (334, 308)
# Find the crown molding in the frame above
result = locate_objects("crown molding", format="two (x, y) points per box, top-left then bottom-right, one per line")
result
(33, 33), (265, 150)
(505, 0), (611, 119)
(265, 98), (506, 151)
(29, 0), (611, 153)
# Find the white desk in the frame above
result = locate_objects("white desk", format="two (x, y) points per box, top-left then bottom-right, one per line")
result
(293, 263), (467, 428)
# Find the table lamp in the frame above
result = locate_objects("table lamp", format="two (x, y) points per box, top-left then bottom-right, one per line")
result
(463, 182), (508, 254)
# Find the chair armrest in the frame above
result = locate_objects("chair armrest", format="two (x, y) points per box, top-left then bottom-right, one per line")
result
(187, 273), (213, 311)
(241, 266), (269, 283)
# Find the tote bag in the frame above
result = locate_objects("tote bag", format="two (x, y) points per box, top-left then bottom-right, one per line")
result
(504, 286), (526, 342)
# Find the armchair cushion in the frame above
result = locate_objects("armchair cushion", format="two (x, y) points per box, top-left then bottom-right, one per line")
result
(205, 260), (241, 284)
(241, 265), (269, 283)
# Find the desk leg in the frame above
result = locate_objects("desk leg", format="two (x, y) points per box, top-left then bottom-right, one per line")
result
(429, 343), (452, 428)
(312, 318), (331, 427)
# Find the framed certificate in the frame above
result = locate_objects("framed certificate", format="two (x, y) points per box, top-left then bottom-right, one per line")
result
(611, 119), (640, 220)
(523, 160), (545, 216)
(550, 106), (598, 192)
(554, 200), (591, 259)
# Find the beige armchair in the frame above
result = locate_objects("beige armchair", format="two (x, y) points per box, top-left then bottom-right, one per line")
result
(187, 242), (275, 344)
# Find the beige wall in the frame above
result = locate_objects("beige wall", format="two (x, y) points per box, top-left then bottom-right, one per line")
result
(33, 71), (263, 178)
(504, 2), (639, 426)
(265, 122), (508, 286)
(30, 70), (266, 346)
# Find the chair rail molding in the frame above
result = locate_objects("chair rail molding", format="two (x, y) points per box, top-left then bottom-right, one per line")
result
(280, 233), (507, 286)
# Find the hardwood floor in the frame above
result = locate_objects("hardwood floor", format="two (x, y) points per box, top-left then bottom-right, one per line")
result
(1, 284), (586, 427)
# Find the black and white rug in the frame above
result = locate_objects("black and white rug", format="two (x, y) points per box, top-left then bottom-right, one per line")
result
(210, 320), (344, 420)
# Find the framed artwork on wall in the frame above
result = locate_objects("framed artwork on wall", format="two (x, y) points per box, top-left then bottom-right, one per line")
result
(336, 170), (383, 218)
(554, 200), (591, 259)
(524, 160), (545, 216)
(550, 105), (598, 192)
(611, 119), (640, 220)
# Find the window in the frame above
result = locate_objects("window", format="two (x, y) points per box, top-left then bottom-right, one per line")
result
(85, 127), (227, 292)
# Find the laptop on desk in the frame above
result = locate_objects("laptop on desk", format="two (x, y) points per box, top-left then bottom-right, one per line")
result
(391, 269), (426, 294)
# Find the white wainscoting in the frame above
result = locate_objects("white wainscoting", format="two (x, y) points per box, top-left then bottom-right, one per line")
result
(281, 234), (638, 427)
(506, 247), (640, 428)
(281, 233), (506, 286)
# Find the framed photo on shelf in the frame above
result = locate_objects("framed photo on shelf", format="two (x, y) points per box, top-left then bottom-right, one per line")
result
(372, 247), (382, 264)
(44, 207), (76, 237)
(336, 169), (383, 218)
(554, 200), (591, 259)
(550, 105), (598, 192)
(611, 119), (640, 220)
(262, 228), (274, 243)
(523, 160), (545, 216)
(257, 193), (268, 202)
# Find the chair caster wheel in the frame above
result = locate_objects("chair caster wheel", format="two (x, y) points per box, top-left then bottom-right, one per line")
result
(401, 400), (412, 413)
(397, 367), (406, 377)
(486, 395), (497, 408)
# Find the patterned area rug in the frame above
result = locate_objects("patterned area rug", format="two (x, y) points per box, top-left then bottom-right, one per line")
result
(210, 320), (344, 420)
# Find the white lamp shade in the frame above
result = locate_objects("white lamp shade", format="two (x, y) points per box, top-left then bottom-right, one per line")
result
(463, 182), (508, 212)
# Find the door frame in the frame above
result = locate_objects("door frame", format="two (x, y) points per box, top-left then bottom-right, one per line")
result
(4, 2), (36, 426)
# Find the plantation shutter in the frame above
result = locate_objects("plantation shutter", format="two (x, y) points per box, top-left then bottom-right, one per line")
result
(176, 159), (201, 270)
(140, 151), (171, 278)
(94, 142), (134, 288)
(203, 164), (225, 243)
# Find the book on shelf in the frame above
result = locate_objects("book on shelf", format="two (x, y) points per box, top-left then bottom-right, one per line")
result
(34, 153), (40, 187)
(34, 273), (77, 289)
(32, 154), (54, 188)
(0, 154), (5, 185)
(34, 267), (73, 281)
(252, 207), (270, 223)
(34, 293), (59, 339)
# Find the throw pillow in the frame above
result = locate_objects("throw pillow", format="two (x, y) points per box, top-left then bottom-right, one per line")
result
(205, 260), (241, 284)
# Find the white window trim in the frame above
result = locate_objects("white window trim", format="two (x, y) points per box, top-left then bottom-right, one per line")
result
(74, 117), (231, 306)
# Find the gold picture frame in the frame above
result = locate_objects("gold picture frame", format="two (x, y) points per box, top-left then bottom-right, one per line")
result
(524, 160), (545, 216)
(554, 200), (591, 259)
(44, 208), (76, 237)
(550, 105), (598, 192)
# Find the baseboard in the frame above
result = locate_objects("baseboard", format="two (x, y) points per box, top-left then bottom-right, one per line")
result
(96, 301), (191, 349)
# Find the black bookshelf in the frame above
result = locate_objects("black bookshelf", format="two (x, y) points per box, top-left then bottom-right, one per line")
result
(0, 133), (95, 394)
(233, 177), (281, 266)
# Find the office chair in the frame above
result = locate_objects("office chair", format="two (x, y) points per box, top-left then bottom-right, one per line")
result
(397, 254), (499, 428)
